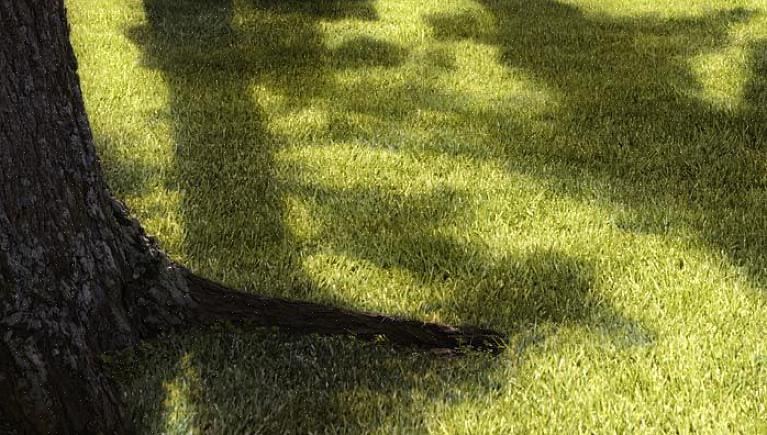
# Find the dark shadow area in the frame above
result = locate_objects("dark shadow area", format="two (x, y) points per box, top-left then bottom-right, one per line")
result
(424, 1), (767, 292)
(331, 36), (408, 68)
(109, 331), (508, 433)
(94, 133), (156, 201)
(428, 10), (491, 41)
(246, 0), (378, 21)
(744, 38), (767, 122)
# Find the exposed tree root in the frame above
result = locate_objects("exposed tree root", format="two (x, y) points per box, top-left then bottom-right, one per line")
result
(183, 270), (506, 353)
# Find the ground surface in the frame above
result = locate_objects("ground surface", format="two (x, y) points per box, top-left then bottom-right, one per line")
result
(68, 0), (767, 432)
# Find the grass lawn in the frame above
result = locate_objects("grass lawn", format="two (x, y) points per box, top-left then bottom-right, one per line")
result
(68, 0), (767, 432)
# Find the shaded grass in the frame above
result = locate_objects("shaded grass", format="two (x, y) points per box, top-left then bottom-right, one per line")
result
(109, 331), (513, 434)
(68, 0), (767, 432)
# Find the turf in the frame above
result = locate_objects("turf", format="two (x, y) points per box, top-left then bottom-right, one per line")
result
(67, 0), (767, 432)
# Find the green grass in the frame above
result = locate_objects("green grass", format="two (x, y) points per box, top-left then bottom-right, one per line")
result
(67, 0), (767, 432)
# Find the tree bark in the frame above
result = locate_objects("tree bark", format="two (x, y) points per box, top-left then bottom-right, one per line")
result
(0, 1), (188, 432)
(0, 0), (503, 433)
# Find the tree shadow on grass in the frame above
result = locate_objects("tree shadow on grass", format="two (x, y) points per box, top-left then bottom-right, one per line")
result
(424, 0), (767, 293)
(110, 331), (509, 433)
(286, 182), (647, 339)
(111, 0), (657, 431)
(126, 0), (404, 294)
(247, 0), (378, 21)
(118, 0), (531, 432)
(93, 133), (156, 201)
(110, 234), (645, 432)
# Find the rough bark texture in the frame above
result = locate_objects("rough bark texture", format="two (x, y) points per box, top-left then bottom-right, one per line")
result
(0, 1), (503, 433)
(0, 1), (192, 432)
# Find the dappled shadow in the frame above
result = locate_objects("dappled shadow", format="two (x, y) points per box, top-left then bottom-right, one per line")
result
(425, 1), (767, 292)
(65, 0), (766, 429)
(119, 0), (525, 432)
(113, 0), (659, 430)
(126, 0), (406, 292)
(128, 0), (287, 289)
(286, 181), (646, 339)
(245, 0), (378, 21)
(332, 36), (408, 69)
(110, 332), (508, 433)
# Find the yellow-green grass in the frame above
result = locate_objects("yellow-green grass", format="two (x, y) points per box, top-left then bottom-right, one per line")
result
(68, 0), (767, 432)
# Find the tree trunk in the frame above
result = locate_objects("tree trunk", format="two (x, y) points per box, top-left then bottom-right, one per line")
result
(0, 1), (190, 432)
(0, 1), (502, 433)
